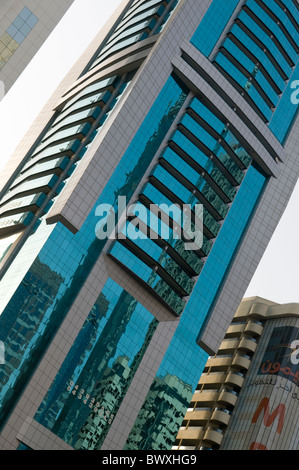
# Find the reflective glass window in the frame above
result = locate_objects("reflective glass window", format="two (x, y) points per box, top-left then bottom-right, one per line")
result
(123, 0), (164, 23)
(56, 91), (112, 125)
(180, 114), (245, 183)
(221, 38), (279, 106)
(270, 61), (299, 144)
(141, 182), (189, 230)
(280, 0), (299, 21)
(34, 278), (159, 450)
(215, 52), (273, 121)
(37, 123), (91, 152)
(129, 200), (209, 270)
(151, 164), (220, 237)
(27, 140), (81, 168)
(121, 221), (195, 293)
(0, 193), (46, 219)
(161, 147), (229, 219)
(189, 98), (252, 168)
(92, 33), (147, 68)
(1, 175), (59, 205)
(262, 0), (299, 45)
(171, 131), (237, 201)
(101, 20), (154, 54)
(246, 0), (297, 62)
(239, 10), (292, 76)
(109, 242), (186, 315)
(112, 9), (161, 39)
(61, 76), (118, 114)
(191, 0), (240, 57)
(0, 75), (189, 429)
(230, 23), (286, 90)
(0, 212), (34, 237)
(13, 157), (70, 188)
(125, 164), (267, 450)
(90, 0), (179, 70)
(19, 6), (32, 21)
(47, 108), (101, 138)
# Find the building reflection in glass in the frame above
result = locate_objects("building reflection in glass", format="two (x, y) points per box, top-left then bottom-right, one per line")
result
(124, 373), (193, 450)
(0, 74), (187, 430)
(0, 257), (65, 424)
(125, 164), (267, 450)
(34, 278), (158, 449)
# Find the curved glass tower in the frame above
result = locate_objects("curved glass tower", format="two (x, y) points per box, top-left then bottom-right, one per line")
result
(0, 0), (297, 451)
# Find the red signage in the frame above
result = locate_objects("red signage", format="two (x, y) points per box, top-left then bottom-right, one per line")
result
(249, 396), (286, 450)
(251, 397), (285, 434)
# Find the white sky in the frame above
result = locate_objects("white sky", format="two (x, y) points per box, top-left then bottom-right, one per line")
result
(0, 0), (298, 305)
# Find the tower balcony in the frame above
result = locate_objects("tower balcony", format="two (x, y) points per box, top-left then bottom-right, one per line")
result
(244, 320), (263, 337)
(210, 408), (231, 426)
(205, 355), (232, 371)
(218, 389), (238, 407)
(198, 372), (226, 388)
(203, 427), (223, 446)
(224, 372), (244, 388)
(190, 389), (219, 407)
(231, 354), (251, 371)
(238, 337), (257, 354)
(225, 323), (245, 337)
(176, 426), (204, 445)
(184, 409), (211, 425)
(218, 338), (239, 354)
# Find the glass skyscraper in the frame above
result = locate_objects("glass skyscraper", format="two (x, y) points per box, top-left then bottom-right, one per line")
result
(0, 0), (297, 450)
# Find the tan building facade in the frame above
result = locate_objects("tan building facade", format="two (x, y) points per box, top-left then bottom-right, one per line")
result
(0, 0), (74, 96)
(174, 297), (299, 450)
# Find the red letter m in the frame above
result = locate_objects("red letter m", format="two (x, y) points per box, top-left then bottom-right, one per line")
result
(252, 397), (285, 434)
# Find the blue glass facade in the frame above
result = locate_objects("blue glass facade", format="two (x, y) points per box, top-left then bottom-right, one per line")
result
(191, 0), (299, 125)
(35, 278), (158, 450)
(124, 164), (267, 450)
(0, 73), (188, 429)
(107, 93), (252, 319)
(213, 0), (298, 123)
(190, 0), (240, 57)
(0, 0), (297, 451)
(0, 0), (182, 240)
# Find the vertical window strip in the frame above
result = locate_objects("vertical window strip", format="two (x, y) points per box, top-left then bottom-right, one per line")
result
(201, 0), (299, 123)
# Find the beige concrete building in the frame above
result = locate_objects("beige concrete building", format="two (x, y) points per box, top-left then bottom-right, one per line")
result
(174, 297), (299, 450)
(0, 0), (74, 96)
